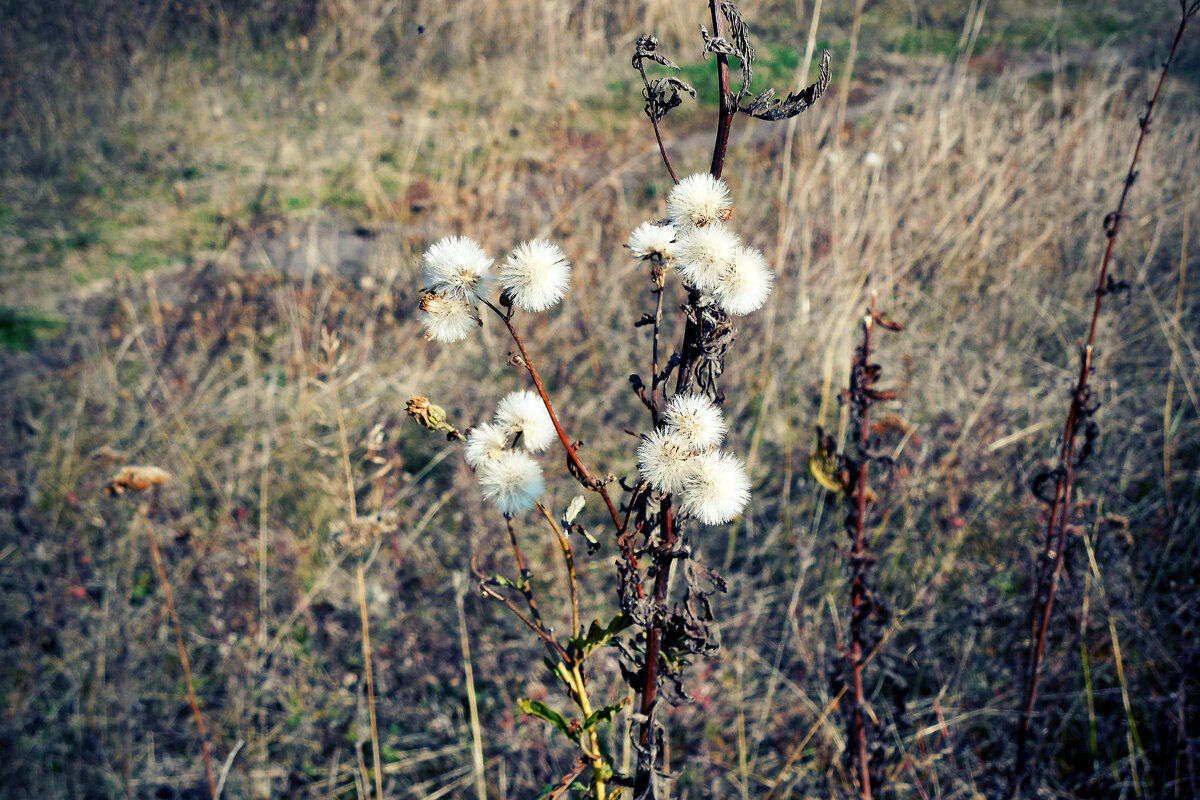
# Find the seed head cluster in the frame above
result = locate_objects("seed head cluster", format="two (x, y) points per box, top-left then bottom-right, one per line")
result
(463, 390), (556, 515)
(419, 173), (765, 527)
(418, 235), (573, 340)
(638, 172), (774, 316)
(637, 394), (750, 525)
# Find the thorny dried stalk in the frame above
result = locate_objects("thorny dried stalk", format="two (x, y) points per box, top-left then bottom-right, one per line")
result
(1010, 4), (1199, 798)
(836, 298), (902, 800)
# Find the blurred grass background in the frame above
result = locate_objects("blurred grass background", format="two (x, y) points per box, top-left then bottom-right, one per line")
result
(1, 1), (1198, 798)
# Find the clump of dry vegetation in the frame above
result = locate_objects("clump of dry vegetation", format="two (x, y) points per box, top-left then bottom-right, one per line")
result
(1, 1), (1199, 799)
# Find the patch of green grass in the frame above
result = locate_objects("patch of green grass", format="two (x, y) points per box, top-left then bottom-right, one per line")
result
(128, 249), (170, 273)
(0, 307), (67, 352)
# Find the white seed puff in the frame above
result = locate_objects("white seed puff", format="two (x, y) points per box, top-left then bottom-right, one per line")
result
(715, 245), (774, 316)
(494, 389), (556, 452)
(628, 222), (678, 261)
(500, 239), (572, 312)
(418, 291), (477, 342)
(676, 222), (739, 291)
(637, 428), (697, 495)
(463, 421), (511, 468)
(680, 450), (751, 525)
(478, 449), (545, 515)
(663, 394), (726, 451)
(666, 173), (733, 229)
(422, 236), (496, 303)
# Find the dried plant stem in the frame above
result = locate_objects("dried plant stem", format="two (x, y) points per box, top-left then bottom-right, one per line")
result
(708, 0), (735, 178)
(455, 583), (489, 800)
(650, 281), (666, 423)
(505, 516), (548, 628)
(634, 59), (679, 184)
(478, 572), (571, 663)
(357, 562), (385, 800)
(1010, 6), (1197, 796)
(482, 299), (622, 531)
(481, 517), (606, 797)
(849, 311), (875, 800)
(143, 508), (216, 799)
(537, 502), (580, 636)
(634, 497), (676, 798)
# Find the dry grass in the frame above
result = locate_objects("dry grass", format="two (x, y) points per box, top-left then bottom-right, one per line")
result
(1, 2), (1199, 798)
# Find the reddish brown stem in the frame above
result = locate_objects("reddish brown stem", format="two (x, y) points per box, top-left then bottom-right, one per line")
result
(708, 0), (736, 179)
(506, 516), (547, 629)
(478, 578), (571, 663)
(1010, 7), (1196, 796)
(482, 299), (623, 531)
(144, 511), (217, 799)
(635, 496), (676, 797)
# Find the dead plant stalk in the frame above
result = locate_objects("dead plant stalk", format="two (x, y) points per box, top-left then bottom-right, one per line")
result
(1010, 3), (1200, 797)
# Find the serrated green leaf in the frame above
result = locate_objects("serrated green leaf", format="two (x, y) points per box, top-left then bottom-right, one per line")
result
(583, 699), (628, 730)
(569, 613), (632, 658)
(518, 698), (579, 742)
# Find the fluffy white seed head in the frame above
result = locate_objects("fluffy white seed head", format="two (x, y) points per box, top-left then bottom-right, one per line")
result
(421, 236), (496, 303)
(494, 389), (556, 452)
(637, 428), (696, 495)
(680, 450), (751, 525)
(666, 173), (733, 229)
(664, 394), (726, 451)
(418, 291), (477, 342)
(500, 240), (572, 312)
(628, 222), (677, 262)
(676, 223), (739, 291)
(464, 421), (511, 468)
(477, 449), (545, 515)
(715, 245), (774, 316)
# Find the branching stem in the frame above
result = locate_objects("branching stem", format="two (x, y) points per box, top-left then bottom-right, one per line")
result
(1010, 6), (1197, 796)
(481, 298), (623, 531)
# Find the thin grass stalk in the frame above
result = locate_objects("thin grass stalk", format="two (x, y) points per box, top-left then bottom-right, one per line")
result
(455, 582), (489, 800)
(143, 507), (217, 799)
(357, 562), (385, 800)
(1163, 198), (1189, 515)
(1081, 510), (1146, 792)
(1010, 5), (1198, 796)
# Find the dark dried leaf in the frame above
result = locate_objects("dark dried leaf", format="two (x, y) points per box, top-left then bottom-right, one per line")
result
(741, 49), (832, 121)
(643, 77), (696, 122)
